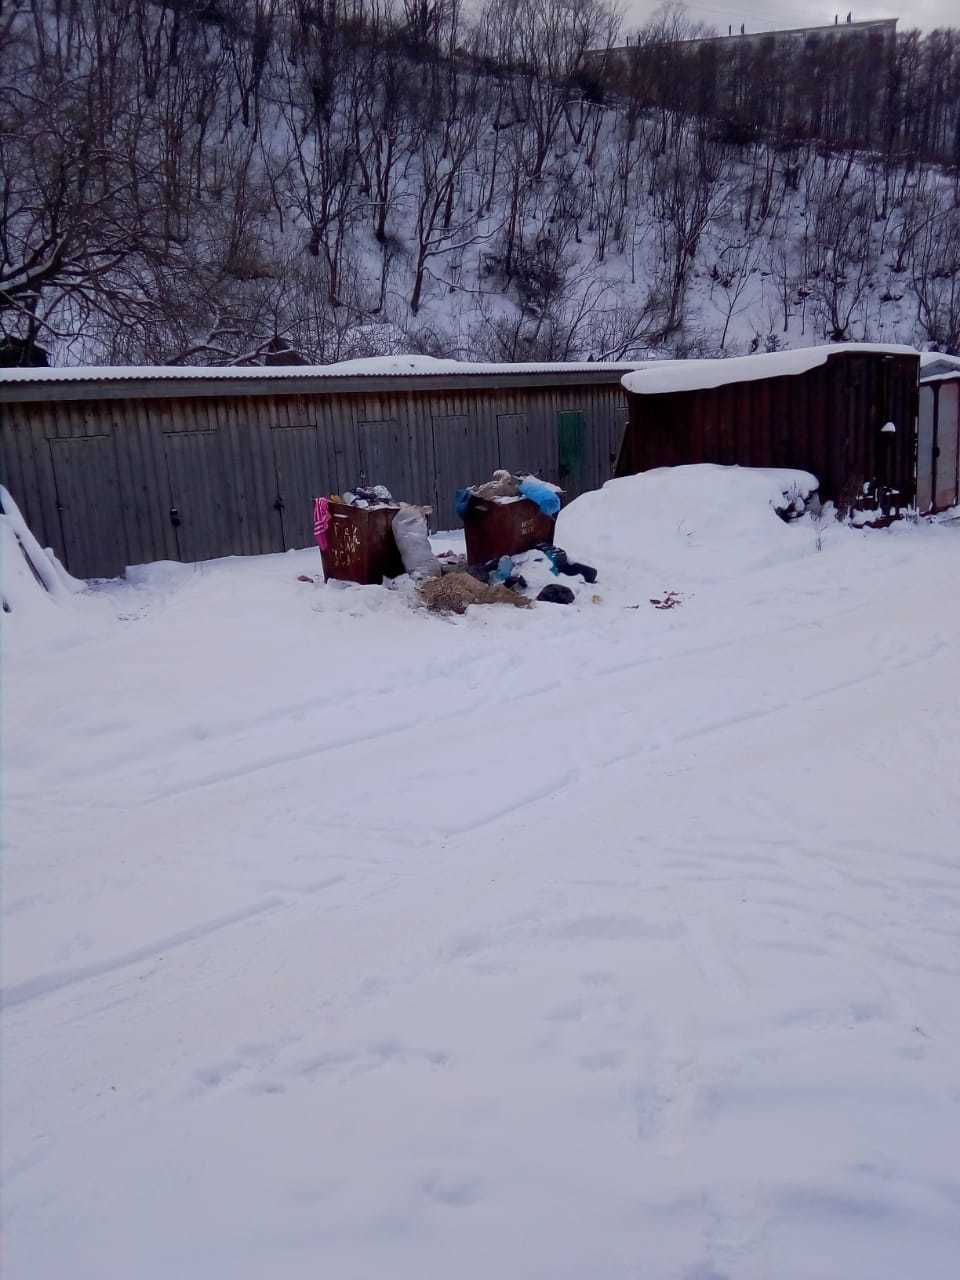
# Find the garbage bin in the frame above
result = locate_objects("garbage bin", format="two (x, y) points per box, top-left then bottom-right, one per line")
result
(320, 502), (405, 585)
(462, 497), (556, 565)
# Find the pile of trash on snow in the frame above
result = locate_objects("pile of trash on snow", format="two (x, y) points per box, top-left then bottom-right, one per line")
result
(1, 465), (830, 628)
(419, 539), (599, 614)
(307, 465), (829, 616)
(313, 470), (598, 614)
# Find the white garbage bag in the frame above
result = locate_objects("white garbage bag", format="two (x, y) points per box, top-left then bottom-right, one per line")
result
(391, 505), (441, 580)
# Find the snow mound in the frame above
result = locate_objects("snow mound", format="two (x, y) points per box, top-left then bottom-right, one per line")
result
(1, 486), (84, 643)
(555, 465), (818, 594)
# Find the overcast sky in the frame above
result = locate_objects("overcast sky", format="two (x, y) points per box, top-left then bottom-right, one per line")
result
(620, 2), (956, 37)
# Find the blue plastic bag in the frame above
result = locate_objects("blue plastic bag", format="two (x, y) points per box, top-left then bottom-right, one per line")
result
(455, 487), (474, 519)
(519, 476), (561, 517)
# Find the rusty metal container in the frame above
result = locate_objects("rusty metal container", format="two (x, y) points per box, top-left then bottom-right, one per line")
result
(617, 348), (920, 513)
(462, 497), (556, 564)
(320, 502), (404, 585)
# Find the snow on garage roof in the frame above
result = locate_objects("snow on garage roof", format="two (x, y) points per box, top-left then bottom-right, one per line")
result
(0, 353), (656, 387)
(621, 344), (918, 396)
(919, 353), (960, 383)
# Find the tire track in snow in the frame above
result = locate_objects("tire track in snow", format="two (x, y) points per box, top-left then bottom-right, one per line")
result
(0, 897), (284, 1011)
(142, 631), (947, 823)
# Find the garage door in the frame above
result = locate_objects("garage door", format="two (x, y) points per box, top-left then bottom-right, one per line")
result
(49, 435), (128, 578)
(271, 425), (336, 550)
(163, 430), (242, 564)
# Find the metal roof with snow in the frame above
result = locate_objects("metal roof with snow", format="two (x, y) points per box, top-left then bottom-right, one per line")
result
(919, 354), (960, 384)
(621, 344), (918, 397)
(0, 355), (659, 403)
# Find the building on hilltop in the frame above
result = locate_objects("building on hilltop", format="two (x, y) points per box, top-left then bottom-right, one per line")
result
(588, 16), (901, 149)
(594, 17), (898, 75)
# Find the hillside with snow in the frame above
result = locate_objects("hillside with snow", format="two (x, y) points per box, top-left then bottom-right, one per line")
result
(3, 1), (959, 367)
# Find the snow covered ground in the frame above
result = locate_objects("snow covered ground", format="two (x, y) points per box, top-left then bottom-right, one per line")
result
(3, 468), (960, 1279)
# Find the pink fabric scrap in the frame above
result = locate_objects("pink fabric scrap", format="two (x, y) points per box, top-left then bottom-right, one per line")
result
(313, 497), (331, 551)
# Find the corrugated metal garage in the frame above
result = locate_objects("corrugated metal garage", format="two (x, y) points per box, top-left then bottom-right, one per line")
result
(616, 345), (920, 513)
(918, 357), (960, 514)
(0, 360), (636, 579)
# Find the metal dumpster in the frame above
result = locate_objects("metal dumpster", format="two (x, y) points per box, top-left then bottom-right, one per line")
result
(320, 502), (404, 584)
(462, 497), (556, 565)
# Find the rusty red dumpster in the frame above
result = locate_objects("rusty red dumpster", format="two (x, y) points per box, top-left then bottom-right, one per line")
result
(462, 497), (556, 565)
(320, 502), (404, 585)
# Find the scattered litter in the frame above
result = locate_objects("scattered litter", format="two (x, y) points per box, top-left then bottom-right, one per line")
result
(296, 574), (317, 584)
(650, 591), (683, 609)
(591, 594), (602, 604)
(538, 543), (598, 583)
(537, 584), (575, 605)
(418, 572), (532, 615)
(459, 553), (528, 592)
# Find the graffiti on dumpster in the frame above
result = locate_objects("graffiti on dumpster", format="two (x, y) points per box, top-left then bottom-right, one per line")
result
(330, 523), (361, 568)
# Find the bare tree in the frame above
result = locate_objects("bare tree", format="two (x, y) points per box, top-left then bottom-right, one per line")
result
(488, 0), (621, 180)
(709, 232), (764, 349)
(0, 1), (190, 348)
(652, 125), (729, 335)
(808, 172), (876, 341)
(408, 46), (492, 313)
(910, 206), (960, 352)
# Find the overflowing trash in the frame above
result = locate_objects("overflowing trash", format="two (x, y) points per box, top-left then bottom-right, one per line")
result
(456, 470), (562, 518)
(316, 482), (404, 586)
(338, 485), (394, 509)
(313, 471), (598, 613)
(458, 469), (563, 565)
(518, 476), (562, 517)
(471, 470), (521, 502)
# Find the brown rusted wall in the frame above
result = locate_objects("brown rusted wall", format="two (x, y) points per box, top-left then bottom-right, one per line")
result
(616, 351), (919, 509)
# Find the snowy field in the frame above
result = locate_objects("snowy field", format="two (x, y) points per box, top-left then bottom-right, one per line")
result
(3, 468), (960, 1279)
